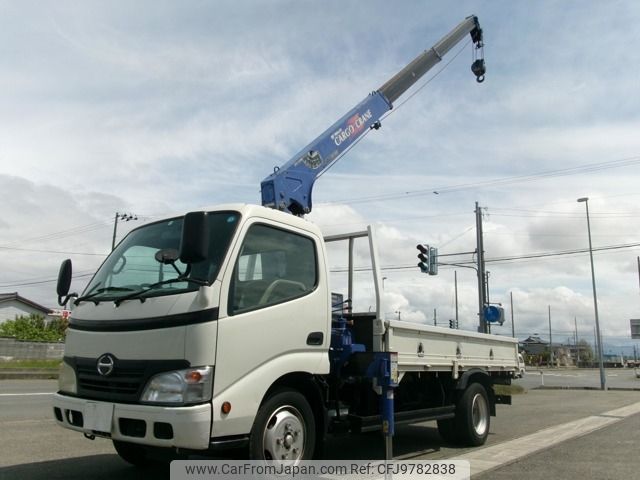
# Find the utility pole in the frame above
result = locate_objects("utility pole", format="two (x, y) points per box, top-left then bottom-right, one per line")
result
(510, 291), (515, 338)
(574, 317), (580, 365)
(485, 272), (491, 334)
(433, 308), (437, 326)
(475, 202), (487, 333)
(454, 271), (459, 329)
(548, 305), (554, 367)
(112, 212), (138, 251)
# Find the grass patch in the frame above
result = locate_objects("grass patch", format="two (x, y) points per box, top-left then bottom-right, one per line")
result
(494, 384), (526, 395)
(0, 359), (62, 369)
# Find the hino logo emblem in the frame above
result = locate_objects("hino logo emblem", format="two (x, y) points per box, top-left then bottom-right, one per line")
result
(96, 354), (115, 377)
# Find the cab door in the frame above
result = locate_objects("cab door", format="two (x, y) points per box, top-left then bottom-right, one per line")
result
(212, 219), (329, 437)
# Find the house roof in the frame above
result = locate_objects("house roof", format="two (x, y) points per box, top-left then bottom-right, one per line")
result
(0, 292), (52, 314)
(521, 336), (548, 344)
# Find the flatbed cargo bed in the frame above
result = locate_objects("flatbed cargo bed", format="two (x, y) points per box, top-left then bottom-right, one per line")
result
(386, 320), (519, 376)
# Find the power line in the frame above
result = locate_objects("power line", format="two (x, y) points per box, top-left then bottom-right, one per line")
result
(320, 154), (640, 207)
(0, 246), (108, 256)
(329, 241), (640, 273)
(483, 242), (640, 265)
(0, 273), (94, 288)
(0, 219), (113, 248)
(490, 207), (640, 216)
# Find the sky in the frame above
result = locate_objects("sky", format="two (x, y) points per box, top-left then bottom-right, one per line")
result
(1, 0), (640, 353)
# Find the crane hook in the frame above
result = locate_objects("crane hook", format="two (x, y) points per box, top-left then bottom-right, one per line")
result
(471, 59), (486, 83)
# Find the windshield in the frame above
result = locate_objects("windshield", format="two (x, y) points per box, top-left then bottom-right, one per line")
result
(81, 211), (240, 303)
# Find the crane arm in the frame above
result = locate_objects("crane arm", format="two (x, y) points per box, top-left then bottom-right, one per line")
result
(260, 15), (484, 216)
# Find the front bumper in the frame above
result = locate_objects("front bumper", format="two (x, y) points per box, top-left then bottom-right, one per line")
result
(52, 393), (212, 450)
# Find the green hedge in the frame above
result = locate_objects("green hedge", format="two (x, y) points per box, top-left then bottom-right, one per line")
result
(0, 314), (68, 342)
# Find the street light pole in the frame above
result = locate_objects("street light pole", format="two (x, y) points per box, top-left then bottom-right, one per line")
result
(577, 197), (606, 390)
(548, 305), (553, 367)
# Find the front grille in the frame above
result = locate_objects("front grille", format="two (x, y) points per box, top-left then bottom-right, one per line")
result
(76, 359), (145, 399)
(65, 356), (190, 403)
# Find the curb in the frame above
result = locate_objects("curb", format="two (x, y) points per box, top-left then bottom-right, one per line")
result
(533, 385), (640, 392)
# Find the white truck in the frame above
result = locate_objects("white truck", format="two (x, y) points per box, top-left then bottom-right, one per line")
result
(52, 16), (519, 465)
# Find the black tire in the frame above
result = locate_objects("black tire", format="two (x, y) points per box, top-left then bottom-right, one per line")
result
(455, 383), (490, 446)
(113, 440), (185, 466)
(249, 389), (316, 461)
(436, 417), (459, 444)
(113, 440), (152, 467)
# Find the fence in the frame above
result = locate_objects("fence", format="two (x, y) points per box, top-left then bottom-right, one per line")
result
(0, 337), (65, 360)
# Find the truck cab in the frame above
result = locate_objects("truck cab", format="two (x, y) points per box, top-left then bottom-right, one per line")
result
(54, 205), (331, 460)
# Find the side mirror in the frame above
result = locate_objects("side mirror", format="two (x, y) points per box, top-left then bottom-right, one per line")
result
(57, 259), (72, 306)
(179, 211), (209, 264)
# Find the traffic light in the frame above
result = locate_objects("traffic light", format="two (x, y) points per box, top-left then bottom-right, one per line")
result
(429, 247), (438, 276)
(449, 319), (455, 329)
(417, 244), (439, 275)
(417, 244), (430, 274)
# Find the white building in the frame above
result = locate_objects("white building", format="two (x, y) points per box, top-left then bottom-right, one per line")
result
(0, 292), (52, 324)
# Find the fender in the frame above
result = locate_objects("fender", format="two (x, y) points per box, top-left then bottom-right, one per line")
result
(455, 368), (491, 390)
(455, 369), (497, 416)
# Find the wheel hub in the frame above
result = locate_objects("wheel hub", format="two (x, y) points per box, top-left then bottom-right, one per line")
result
(263, 407), (305, 460)
(471, 392), (489, 436)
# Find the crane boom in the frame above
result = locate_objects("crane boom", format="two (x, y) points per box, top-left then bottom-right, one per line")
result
(260, 15), (484, 216)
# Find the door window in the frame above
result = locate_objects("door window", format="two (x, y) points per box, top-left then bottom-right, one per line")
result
(229, 225), (317, 314)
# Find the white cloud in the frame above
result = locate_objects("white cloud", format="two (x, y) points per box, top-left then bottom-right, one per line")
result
(1, 2), (640, 353)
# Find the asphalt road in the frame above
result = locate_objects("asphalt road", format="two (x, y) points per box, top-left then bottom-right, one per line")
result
(1, 379), (639, 479)
(475, 410), (640, 480)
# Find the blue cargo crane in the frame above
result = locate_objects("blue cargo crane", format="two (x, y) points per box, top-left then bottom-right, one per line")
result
(260, 15), (485, 216)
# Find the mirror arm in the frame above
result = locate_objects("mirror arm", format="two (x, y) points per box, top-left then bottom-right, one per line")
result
(170, 262), (183, 276)
(181, 264), (192, 278)
(58, 292), (78, 308)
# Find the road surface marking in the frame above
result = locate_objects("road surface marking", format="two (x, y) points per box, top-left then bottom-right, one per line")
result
(453, 400), (640, 477)
(0, 392), (53, 397)
(1, 419), (56, 426)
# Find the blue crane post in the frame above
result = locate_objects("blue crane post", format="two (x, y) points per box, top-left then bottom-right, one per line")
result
(370, 352), (399, 460)
(261, 15), (484, 216)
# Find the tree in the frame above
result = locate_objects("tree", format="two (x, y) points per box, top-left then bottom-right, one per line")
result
(577, 339), (594, 364)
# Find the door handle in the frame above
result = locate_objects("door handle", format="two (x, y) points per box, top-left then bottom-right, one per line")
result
(306, 332), (324, 346)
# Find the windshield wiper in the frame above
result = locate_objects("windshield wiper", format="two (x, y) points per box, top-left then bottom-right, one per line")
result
(74, 285), (135, 305)
(113, 277), (208, 307)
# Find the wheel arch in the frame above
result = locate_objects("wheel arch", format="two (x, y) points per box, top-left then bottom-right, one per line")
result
(455, 369), (496, 416)
(259, 372), (327, 458)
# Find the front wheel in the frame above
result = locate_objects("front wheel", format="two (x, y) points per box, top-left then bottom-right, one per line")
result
(249, 389), (316, 461)
(113, 440), (185, 466)
(113, 440), (152, 467)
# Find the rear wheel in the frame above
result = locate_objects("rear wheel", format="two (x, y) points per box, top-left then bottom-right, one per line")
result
(456, 383), (490, 446)
(249, 389), (316, 461)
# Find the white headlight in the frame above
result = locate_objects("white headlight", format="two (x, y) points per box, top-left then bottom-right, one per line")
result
(140, 366), (213, 405)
